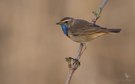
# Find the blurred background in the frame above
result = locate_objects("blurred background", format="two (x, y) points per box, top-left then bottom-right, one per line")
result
(0, 0), (135, 84)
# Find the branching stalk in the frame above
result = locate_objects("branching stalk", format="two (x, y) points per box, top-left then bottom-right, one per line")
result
(92, 0), (109, 24)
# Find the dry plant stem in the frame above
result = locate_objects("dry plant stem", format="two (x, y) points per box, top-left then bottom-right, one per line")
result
(65, 43), (86, 84)
(100, 0), (109, 9)
(65, 69), (75, 84)
(92, 0), (109, 24)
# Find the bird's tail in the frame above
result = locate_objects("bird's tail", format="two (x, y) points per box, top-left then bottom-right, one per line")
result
(108, 29), (121, 33)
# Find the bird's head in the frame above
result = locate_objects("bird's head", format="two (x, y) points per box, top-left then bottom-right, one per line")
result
(56, 17), (74, 36)
(56, 17), (74, 26)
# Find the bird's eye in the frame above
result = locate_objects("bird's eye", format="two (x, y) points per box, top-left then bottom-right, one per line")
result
(65, 21), (68, 23)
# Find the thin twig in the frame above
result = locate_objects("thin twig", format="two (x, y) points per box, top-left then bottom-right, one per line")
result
(65, 43), (85, 84)
(64, 1), (109, 84)
(92, 0), (109, 24)
(100, 0), (109, 10)
(65, 68), (75, 84)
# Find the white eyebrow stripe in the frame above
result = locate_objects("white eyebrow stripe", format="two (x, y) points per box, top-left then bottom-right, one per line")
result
(62, 19), (71, 23)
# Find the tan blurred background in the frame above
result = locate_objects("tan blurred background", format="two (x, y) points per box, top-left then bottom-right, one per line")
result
(0, 0), (135, 84)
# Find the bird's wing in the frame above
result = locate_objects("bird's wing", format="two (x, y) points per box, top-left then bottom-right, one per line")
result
(70, 19), (108, 36)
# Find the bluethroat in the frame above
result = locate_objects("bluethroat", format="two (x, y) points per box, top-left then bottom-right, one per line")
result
(56, 17), (121, 43)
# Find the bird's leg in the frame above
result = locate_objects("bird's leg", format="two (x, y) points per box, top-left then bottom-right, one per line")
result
(80, 43), (87, 56)
(76, 43), (86, 60)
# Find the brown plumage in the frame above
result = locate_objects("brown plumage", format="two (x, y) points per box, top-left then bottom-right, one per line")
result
(57, 17), (121, 43)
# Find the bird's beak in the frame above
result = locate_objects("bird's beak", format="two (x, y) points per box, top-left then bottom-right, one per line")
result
(56, 21), (61, 25)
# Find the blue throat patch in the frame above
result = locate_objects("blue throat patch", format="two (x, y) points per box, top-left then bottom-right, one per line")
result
(61, 24), (68, 36)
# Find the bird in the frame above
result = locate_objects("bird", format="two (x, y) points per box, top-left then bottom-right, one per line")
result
(56, 17), (121, 43)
